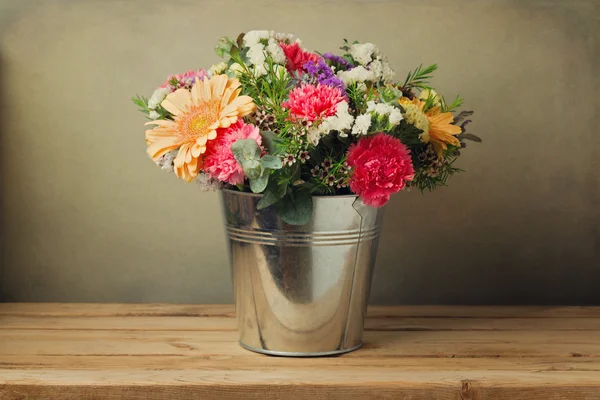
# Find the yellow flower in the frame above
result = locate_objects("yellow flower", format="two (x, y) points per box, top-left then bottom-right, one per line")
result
(398, 97), (462, 156)
(425, 106), (462, 155)
(418, 89), (441, 107)
(398, 97), (429, 132)
(145, 75), (256, 182)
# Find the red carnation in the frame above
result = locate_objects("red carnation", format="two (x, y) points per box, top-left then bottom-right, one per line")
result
(279, 42), (320, 73)
(347, 134), (415, 207)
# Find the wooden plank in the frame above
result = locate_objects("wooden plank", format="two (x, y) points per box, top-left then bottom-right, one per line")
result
(2, 303), (600, 318)
(2, 304), (600, 399)
(1, 330), (599, 358)
(2, 316), (600, 331)
(2, 370), (600, 400)
(0, 303), (236, 318)
(1, 355), (600, 372)
(0, 316), (238, 331)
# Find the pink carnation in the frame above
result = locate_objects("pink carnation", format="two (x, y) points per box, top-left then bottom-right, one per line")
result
(347, 133), (415, 207)
(203, 121), (262, 185)
(279, 42), (320, 72)
(282, 84), (344, 122)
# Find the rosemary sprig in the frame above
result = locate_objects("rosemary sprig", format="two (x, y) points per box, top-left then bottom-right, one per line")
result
(403, 63), (438, 90)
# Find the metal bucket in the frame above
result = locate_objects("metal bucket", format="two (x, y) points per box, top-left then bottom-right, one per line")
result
(220, 189), (384, 357)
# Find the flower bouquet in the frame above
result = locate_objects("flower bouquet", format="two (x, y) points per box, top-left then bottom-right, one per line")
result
(133, 31), (480, 356)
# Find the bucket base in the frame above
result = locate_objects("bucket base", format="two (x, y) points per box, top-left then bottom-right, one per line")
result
(239, 341), (363, 357)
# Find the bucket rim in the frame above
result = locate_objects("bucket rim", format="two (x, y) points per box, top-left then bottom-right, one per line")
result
(221, 188), (359, 199)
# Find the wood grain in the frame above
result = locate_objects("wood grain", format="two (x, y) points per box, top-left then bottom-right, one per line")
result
(1, 304), (600, 399)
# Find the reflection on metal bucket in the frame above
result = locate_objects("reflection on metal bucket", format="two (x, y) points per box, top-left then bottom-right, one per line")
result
(221, 189), (384, 357)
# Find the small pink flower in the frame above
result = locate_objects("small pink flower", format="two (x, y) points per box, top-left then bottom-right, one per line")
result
(279, 42), (320, 72)
(203, 121), (262, 185)
(161, 69), (209, 89)
(282, 84), (344, 122)
(347, 133), (414, 207)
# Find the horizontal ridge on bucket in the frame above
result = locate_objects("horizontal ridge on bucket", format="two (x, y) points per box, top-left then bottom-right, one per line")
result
(225, 226), (381, 246)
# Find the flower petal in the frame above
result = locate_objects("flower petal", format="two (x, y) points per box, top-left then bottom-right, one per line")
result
(161, 89), (192, 116)
(197, 136), (208, 146)
(147, 138), (180, 160)
(191, 143), (204, 157)
(211, 74), (228, 98)
(144, 119), (176, 128)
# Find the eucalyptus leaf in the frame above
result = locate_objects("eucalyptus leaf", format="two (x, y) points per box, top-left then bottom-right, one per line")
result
(260, 155), (283, 170)
(275, 189), (313, 225)
(215, 37), (234, 58)
(232, 139), (261, 163)
(250, 174), (269, 193)
(241, 160), (261, 180)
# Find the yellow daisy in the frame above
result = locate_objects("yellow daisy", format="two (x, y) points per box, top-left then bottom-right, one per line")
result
(398, 97), (462, 156)
(145, 75), (256, 182)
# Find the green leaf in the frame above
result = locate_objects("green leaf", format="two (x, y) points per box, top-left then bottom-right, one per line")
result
(250, 174), (269, 193)
(241, 160), (261, 180)
(378, 86), (403, 104)
(231, 139), (261, 163)
(453, 110), (474, 125)
(275, 188), (313, 225)
(259, 130), (284, 154)
(236, 32), (245, 49)
(459, 133), (482, 143)
(215, 37), (234, 58)
(230, 45), (240, 60)
(257, 180), (287, 210)
(403, 63), (438, 89)
(259, 154), (283, 170)
(394, 120), (424, 146)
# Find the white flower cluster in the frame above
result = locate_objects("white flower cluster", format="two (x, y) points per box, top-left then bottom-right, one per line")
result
(307, 101), (355, 144)
(243, 30), (290, 76)
(337, 66), (374, 85)
(366, 101), (403, 124)
(209, 61), (228, 76)
(351, 100), (403, 133)
(147, 87), (170, 109)
(349, 42), (377, 65)
(155, 151), (176, 172)
(343, 42), (396, 84)
(147, 87), (171, 120)
(351, 114), (372, 135)
(196, 173), (223, 191)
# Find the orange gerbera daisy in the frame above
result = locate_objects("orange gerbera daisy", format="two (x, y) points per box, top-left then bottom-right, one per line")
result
(145, 74), (256, 182)
(398, 97), (462, 156)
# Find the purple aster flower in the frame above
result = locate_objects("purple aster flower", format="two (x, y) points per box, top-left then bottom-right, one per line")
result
(323, 52), (355, 71)
(303, 59), (346, 95)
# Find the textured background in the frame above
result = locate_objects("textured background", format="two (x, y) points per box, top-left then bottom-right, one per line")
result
(0, 0), (598, 304)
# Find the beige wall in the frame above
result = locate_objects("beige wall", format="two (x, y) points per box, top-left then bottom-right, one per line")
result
(0, 0), (598, 304)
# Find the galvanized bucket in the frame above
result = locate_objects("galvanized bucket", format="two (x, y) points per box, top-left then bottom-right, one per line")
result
(220, 189), (384, 357)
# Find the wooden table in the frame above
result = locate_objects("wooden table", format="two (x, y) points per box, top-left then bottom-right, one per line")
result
(1, 304), (599, 399)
